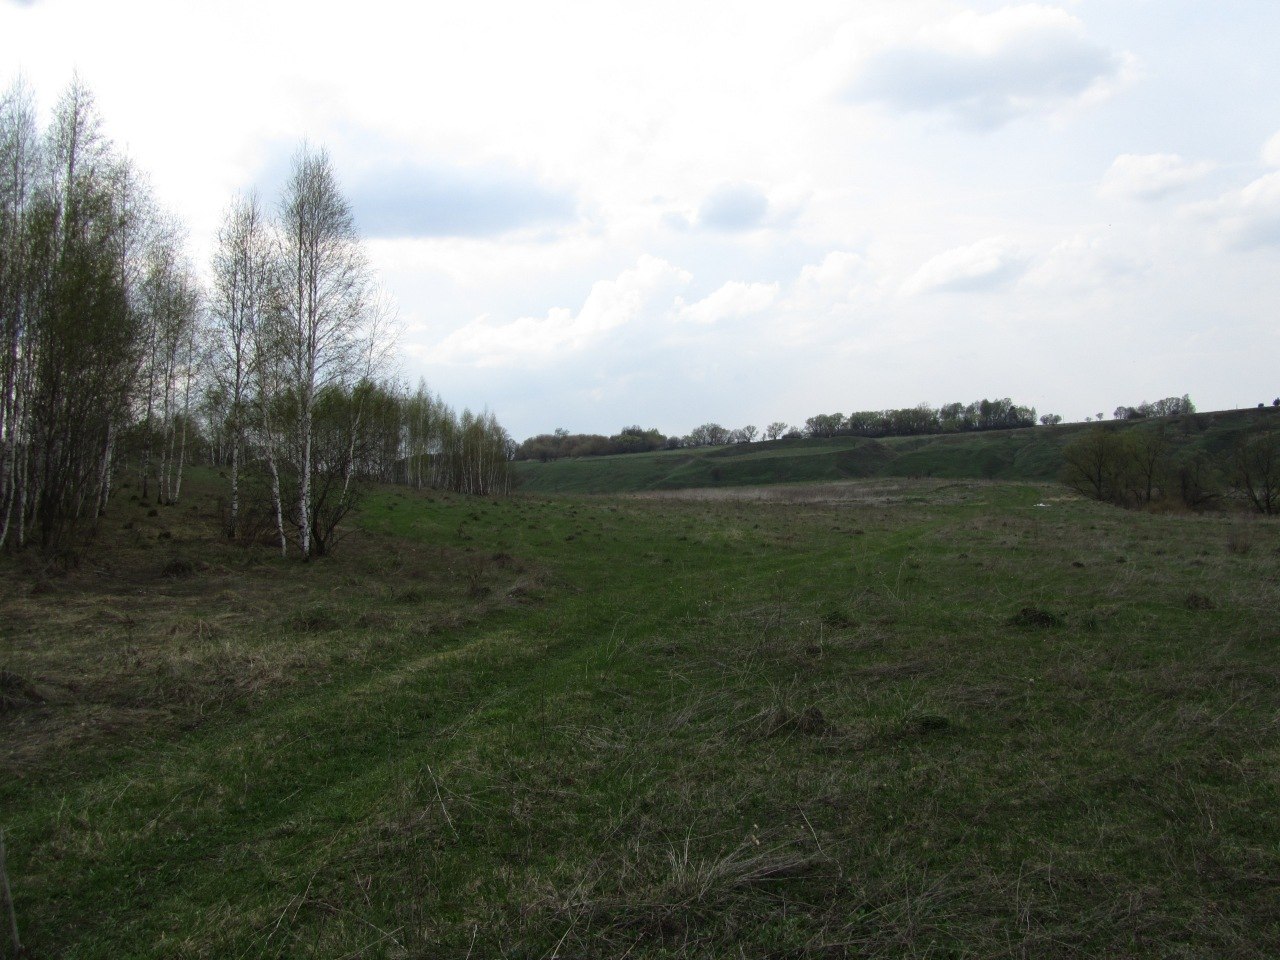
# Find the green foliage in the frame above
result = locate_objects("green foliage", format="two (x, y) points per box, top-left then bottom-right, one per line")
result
(1113, 394), (1196, 421)
(826, 397), (1037, 438)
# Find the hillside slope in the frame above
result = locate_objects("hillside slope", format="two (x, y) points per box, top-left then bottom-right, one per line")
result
(513, 407), (1278, 494)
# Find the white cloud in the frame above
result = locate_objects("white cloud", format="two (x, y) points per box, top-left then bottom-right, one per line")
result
(1100, 153), (1213, 201)
(1263, 131), (1280, 167)
(1190, 171), (1280, 250)
(676, 280), (779, 325)
(1025, 233), (1144, 291)
(431, 255), (691, 367)
(903, 237), (1029, 294)
(794, 251), (872, 305)
(839, 4), (1126, 127)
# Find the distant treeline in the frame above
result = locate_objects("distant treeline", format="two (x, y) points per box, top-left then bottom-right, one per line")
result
(516, 398), (1050, 462)
(801, 398), (1039, 438)
(516, 426), (672, 462)
(1111, 395), (1195, 421)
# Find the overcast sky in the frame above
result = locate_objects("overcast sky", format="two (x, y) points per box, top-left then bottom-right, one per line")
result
(5, 0), (1279, 439)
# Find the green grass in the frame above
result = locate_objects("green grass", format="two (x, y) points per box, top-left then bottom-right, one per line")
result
(512, 407), (1280, 494)
(2, 469), (1278, 957)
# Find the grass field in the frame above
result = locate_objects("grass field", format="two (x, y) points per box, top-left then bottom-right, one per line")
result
(2, 470), (1278, 957)
(511, 407), (1279, 495)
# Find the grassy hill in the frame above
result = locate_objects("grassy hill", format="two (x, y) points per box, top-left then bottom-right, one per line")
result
(2, 467), (1278, 956)
(513, 407), (1279, 494)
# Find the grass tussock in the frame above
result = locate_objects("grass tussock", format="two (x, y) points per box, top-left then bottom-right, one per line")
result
(0, 667), (47, 714)
(1007, 605), (1065, 628)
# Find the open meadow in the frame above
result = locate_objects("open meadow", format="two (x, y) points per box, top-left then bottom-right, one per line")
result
(2, 471), (1278, 957)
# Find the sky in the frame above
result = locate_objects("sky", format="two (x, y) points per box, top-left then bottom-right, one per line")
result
(4, 0), (1280, 440)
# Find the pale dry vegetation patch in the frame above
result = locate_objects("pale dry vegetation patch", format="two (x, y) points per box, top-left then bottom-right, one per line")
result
(632, 476), (998, 506)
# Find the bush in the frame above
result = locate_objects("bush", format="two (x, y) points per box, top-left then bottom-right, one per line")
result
(1061, 427), (1172, 508)
(1231, 430), (1279, 514)
(1175, 451), (1222, 511)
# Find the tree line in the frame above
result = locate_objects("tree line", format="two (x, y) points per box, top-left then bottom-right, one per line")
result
(1, 77), (510, 558)
(516, 398), (1043, 462)
(801, 398), (1040, 438)
(515, 424), (752, 461)
(1111, 395), (1195, 421)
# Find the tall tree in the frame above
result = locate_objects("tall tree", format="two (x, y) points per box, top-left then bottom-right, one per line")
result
(209, 192), (269, 538)
(0, 78), (39, 548)
(275, 145), (371, 560)
(139, 219), (200, 506)
(23, 79), (137, 549)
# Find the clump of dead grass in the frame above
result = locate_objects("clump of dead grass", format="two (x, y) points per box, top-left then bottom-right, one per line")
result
(524, 831), (822, 952)
(286, 606), (343, 633)
(1007, 606), (1064, 629)
(1184, 592), (1216, 611)
(159, 554), (201, 579)
(0, 667), (47, 714)
(1226, 528), (1252, 555)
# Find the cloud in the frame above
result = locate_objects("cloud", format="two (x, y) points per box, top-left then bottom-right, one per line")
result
(794, 251), (870, 302)
(431, 255), (691, 367)
(1263, 131), (1280, 167)
(346, 162), (576, 239)
(661, 210), (693, 232)
(1100, 153), (1213, 201)
(841, 5), (1125, 127)
(1190, 171), (1280, 250)
(903, 236), (1029, 294)
(676, 281), (779, 325)
(429, 251), (870, 381)
(1025, 233), (1144, 290)
(697, 182), (770, 231)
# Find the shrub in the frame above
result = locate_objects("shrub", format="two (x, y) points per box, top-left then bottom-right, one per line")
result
(1231, 430), (1279, 514)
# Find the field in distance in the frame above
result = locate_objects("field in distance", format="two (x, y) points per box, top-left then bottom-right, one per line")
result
(2, 470), (1277, 957)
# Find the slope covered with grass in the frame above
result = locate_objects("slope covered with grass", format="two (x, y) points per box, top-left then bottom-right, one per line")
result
(513, 407), (1278, 494)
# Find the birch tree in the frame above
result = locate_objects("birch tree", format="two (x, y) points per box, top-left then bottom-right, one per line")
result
(139, 223), (200, 506)
(275, 145), (371, 560)
(209, 192), (269, 537)
(23, 80), (137, 549)
(0, 78), (39, 548)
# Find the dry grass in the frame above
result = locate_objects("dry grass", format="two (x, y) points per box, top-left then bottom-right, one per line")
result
(630, 476), (999, 506)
